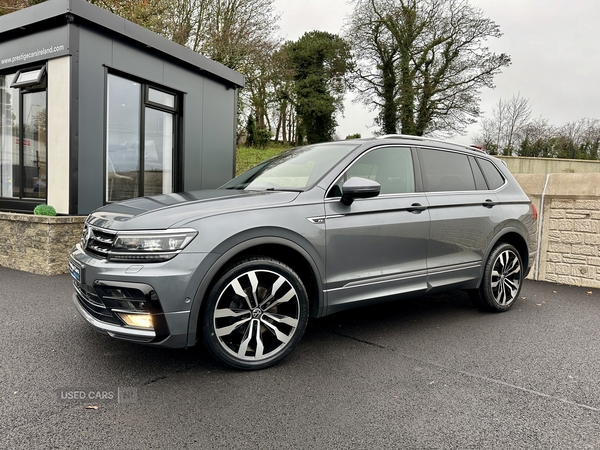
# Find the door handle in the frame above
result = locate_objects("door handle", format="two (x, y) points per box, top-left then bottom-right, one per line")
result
(483, 199), (497, 208)
(407, 203), (427, 213)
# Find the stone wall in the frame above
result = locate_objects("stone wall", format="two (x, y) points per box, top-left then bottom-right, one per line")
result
(498, 155), (600, 175)
(0, 213), (87, 276)
(515, 173), (600, 288)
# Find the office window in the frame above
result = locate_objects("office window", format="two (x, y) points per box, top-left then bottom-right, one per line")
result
(0, 70), (47, 201)
(106, 73), (178, 202)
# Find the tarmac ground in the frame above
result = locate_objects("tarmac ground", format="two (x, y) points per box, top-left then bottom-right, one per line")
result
(0, 267), (599, 449)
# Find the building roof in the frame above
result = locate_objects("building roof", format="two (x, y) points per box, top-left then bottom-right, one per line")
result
(0, 0), (245, 88)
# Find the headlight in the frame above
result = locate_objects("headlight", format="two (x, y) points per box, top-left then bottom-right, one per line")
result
(108, 229), (198, 263)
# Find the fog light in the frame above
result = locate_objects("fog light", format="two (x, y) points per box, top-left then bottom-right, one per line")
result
(117, 312), (153, 329)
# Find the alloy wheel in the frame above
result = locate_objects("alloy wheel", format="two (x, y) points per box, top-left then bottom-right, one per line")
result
(212, 269), (302, 362)
(490, 249), (521, 307)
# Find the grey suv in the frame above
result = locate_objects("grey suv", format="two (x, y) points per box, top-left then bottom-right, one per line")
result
(69, 135), (537, 369)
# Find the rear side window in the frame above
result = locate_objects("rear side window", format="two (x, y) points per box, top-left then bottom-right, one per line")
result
(469, 156), (488, 190)
(477, 158), (505, 190)
(419, 149), (476, 192)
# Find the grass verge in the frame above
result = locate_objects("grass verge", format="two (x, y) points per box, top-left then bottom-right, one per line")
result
(236, 145), (291, 175)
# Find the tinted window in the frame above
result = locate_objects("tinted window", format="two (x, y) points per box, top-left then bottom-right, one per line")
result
(478, 158), (505, 190)
(328, 146), (415, 197)
(469, 156), (488, 190)
(419, 149), (476, 192)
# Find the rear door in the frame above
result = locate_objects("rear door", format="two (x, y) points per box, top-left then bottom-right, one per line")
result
(417, 147), (504, 289)
(323, 145), (430, 313)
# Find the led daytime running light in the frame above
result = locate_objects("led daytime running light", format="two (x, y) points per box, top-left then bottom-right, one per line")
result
(108, 229), (197, 262)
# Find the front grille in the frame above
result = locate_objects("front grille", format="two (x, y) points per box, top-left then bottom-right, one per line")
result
(82, 224), (117, 259)
(73, 281), (120, 324)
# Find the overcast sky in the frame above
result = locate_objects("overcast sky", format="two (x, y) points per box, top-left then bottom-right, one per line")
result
(273, 0), (600, 144)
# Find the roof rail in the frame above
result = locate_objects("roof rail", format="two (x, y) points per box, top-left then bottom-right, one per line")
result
(376, 134), (424, 140)
(375, 134), (484, 152)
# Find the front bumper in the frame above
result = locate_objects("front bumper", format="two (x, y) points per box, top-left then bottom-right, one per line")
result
(72, 292), (156, 341)
(70, 243), (209, 348)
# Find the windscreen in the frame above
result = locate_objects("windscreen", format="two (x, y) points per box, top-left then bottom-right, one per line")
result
(222, 143), (359, 191)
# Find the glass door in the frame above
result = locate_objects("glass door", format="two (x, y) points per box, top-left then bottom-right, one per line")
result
(22, 90), (47, 199)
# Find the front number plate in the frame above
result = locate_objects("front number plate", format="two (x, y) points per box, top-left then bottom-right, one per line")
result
(69, 260), (81, 283)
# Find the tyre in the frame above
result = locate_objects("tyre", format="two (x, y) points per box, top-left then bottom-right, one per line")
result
(469, 243), (523, 312)
(201, 257), (309, 370)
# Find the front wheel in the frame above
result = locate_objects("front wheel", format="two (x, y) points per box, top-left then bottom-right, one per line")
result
(469, 243), (523, 312)
(201, 257), (309, 370)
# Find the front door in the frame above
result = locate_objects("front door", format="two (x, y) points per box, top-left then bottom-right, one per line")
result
(323, 146), (430, 314)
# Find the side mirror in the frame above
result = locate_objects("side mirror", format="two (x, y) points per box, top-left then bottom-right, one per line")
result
(341, 177), (381, 206)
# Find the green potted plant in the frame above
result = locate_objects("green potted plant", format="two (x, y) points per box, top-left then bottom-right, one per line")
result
(33, 204), (57, 216)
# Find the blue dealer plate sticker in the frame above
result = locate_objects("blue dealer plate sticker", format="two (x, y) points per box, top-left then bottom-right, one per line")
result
(69, 260), (81, 283)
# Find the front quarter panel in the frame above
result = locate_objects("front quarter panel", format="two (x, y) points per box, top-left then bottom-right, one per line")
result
(182, 198), (328, 347)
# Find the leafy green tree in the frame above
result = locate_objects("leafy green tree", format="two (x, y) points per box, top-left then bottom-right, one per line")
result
(254, 127), (272, 149)
(555, 118), (600, 160)
(346, 0), (510, 136)
(245, 114), (257, 147)
(518, 119), (555, 158)
(283, 31), (352, 144)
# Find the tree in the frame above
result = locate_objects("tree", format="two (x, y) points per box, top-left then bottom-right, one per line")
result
(157, 0), (281, 143)
(345, 0), (511, 136)
(269, 47), (297, 144)
(519, 118), (554, 158)
(0, 0), (46, 16)
(476, 94), (531, 155)
(282, 31), (352, 144)
(157, 0), (279, 73)
(346, 0), (401, 134)
(501, 94), (531, 155)
(556, 118), (600, 160)
(88, 0), (169, 33)
(245, 114), (257, 147)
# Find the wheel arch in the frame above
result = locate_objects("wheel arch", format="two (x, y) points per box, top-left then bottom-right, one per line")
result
(186, 231), (325, 347)
(477, 226), (529, 288)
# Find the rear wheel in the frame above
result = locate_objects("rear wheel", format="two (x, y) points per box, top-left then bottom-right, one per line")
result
(469, 243), (523, 312)
(202, 257), (309, 370)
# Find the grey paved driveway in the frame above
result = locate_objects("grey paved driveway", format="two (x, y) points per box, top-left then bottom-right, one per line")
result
(0, 267), (598, 449)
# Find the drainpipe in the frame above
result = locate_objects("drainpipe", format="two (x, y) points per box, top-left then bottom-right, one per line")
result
(534, 174), (550, 280)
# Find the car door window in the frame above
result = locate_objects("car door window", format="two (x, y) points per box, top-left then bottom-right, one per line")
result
(477, 158), (506, 190)
(419, 148), (476, 192)
(469, 156), (488, 190)
(328, 146), (415, 197)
